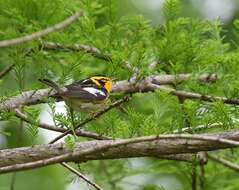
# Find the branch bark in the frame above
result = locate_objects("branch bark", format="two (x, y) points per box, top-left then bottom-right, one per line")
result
(1, 130), (239, 173)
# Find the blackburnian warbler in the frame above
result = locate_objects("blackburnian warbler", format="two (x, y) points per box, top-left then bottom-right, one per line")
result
(39, 76), (112, 112)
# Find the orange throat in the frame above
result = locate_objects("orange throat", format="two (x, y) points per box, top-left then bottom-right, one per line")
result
(104, 81), (112, 93)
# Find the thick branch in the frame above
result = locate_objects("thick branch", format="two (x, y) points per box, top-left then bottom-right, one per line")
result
(0, 12), (82, 48)
(1, 130), (239, 173)
(0, 73), (218, 110)
(14, 103), (197, 164)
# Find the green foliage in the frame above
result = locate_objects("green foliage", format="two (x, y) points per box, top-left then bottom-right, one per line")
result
(0, 130), (11, 136)
(64, 135), (75, 150)
(0, 110), (15, 121)
(163, 0), (181, 22)
(1, 0), (239, 189)
(23, 107), (41, 140)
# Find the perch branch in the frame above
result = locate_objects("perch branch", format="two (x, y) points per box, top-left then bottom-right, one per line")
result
(0, 73), (218, 110)
(1, 130), (239, 173)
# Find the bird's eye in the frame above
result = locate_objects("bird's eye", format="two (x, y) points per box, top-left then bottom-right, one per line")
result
(97, 79), (106, 86)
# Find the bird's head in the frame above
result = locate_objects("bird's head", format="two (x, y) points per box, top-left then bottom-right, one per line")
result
(90, 76), (113, 93)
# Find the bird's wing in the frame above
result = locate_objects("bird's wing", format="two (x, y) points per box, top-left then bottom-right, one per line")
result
(61, 83), (107, 101)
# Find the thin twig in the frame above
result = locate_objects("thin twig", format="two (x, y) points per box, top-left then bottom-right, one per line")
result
(41, 41), (111, 61)
(0, 12), (82, 48)
(10, 107), (24, 190)
(10, 173), (16, 190)
(61, 163), (103, 190)
(40, 42), (217, 84)
(192, 162), (197, 190)
(41, 41), (148, 80)
(208, 154), (239, 172)
(49, 96), (129, 144)
(47, 97), (128, 188)
(0, 64), (15, 79)
(14, 109), (105, 189)
(198, 152), (207, 189)
(173, 123), (224, 133)
(152, 85), (239, 105)
(14, 109), (111, 140)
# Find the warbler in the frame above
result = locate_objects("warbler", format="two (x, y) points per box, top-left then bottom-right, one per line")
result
(39, 76), (112, 112)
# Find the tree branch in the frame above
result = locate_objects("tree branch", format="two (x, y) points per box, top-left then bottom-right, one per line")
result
(0, 73), (218, 110)
(49, 96), (129, 143)
(0, 12), (82, 48)
(41, 41), (111, 61)
(1, 130), (239, 173)
(173, 123), (224, 133)
(15, 108), (111, 140)
(61, 162), (103, 190)
(208, 154), (239, 172)
(14, 107), (205, 164)
(156, 85), (239, 105)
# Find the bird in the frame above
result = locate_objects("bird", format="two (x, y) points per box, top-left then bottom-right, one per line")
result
(39, 76), (113, 112)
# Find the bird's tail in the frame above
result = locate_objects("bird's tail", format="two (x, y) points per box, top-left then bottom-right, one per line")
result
(39, 78), (61, 92)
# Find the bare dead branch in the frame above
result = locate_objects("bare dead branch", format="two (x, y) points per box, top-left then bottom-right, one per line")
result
(0, 12), (82, 48)
(61, 162), (103, 190)
(208, 154), (239, 172)
(0, 64), (15, 79)
(1, 130), (239, 173)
